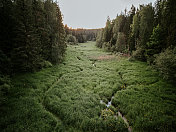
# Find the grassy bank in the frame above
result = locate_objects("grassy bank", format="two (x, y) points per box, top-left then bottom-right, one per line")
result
(1, 42), (175, 131)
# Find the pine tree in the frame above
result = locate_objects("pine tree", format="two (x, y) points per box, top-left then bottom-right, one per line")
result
(11, 0), (42, 72)
(164, 0), (176, 47)
(132, 3), (155, 61)
(51, 3), (66, 64)
(103, 16), (112, 43)
(128, 5), (136, 54)
(0, 0), (14, 74)
(96, 29), (104, 48)
(146, 24), (163, 64)
(130, 12), (140, 53)
(139, 3), (155, 48)
(116, 32), (126, 52)
(0, 0), (66, 73)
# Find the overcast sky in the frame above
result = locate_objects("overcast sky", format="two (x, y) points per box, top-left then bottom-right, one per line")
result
(59, 0), (156, 29)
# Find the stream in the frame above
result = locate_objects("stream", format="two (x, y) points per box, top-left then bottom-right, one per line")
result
(100, 96), (132, 132)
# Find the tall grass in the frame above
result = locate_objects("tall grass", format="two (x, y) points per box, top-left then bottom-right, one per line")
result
(1, 42), (175, 131)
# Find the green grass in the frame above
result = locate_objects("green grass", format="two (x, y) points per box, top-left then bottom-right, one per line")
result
(0, 41), (176, 131)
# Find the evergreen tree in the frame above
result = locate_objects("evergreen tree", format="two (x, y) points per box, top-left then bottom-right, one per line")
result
(146, 24), (163, 64)
(51, 3), (66, 64)
(116, 32), (126, 52)
(0, 0), (66, 73)
(103, 16), (113, 43)
(139, 3), (155, 48)
(132, 3), (155, 61)
(0, 0), (14, 74)
(128, 5), (136, 54)
(163, 0), (176, 47)
(12, 0), (41, 72)
(129, 11), (140, 54)
(96, 29), (104, 48)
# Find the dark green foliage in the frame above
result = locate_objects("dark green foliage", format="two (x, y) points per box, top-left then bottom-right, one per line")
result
(76, 33), (86, 43)
(103, 16), (113, 43)
(138, 3), (155, 47)
(132, 3), (155, 61)
(66, 34), (77, 44)
(0, 50), (11, 74)
(65, 27), (100, 44)
(129, 12), (140, 53)
(115, 32), (126, 53)
(1, 0), (176, 131)
(154, 0), (176, 48)
(97, 0), (176, 81)
(96, 29), (104, 48)
(110, 58), (176, 131)
(154, 47), (176, 82)
(0, 0), (14, 74)
(162, 0), (176, 47)
(96, 6), (136, 53)
(131, 47), (146, 61)
(40, 61), (53, 68)
(145, 25), (163, 64)
(1, 42), (175, 131)
(0, 75), (11, 107)
(0, 0), (66, 73)
(50, 3), (66, 64)
(0, 42), (129, 132)
(11, 0), (41, 72)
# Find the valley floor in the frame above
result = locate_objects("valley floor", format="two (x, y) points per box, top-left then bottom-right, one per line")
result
(1, 42), (176, 132)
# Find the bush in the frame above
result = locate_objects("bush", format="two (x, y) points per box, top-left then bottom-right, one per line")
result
(41, 61), (53, 68)
(154, 47), (176, 81)
(132, 47), (146, 61)
(115, 32), (126, 53)
(102, 42), (111, 51)
(0, 50), (11, 74)
(66, 35), (77, 44)
(0, 75), (11, 106)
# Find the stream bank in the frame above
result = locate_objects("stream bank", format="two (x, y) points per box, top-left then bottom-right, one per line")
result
(100, 96), (132, 132)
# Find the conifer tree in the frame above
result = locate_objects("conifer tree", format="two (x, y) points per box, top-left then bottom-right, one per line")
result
(129, 11), (140, 53)
(0, 0), (14, 74)
(146, 24), (163, 64)
(103, 16), (112, 43)
(51, 3), (66, 64)
(0, 0), (66, 73)
(139, 3), (155, 48)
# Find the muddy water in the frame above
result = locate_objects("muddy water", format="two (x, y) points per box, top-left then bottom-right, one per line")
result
(100, 96), (132, 132)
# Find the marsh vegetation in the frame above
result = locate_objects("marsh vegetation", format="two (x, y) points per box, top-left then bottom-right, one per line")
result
(0, 0), (176, 131)
(1, 42), (175, 131)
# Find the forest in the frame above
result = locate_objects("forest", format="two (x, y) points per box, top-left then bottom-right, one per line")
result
(96, 0), (176, 82)
(0, 0), (176, 132)
(65, 26), (100, 44)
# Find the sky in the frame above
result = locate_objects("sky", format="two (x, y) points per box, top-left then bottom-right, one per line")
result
(58, 0), (156, 29)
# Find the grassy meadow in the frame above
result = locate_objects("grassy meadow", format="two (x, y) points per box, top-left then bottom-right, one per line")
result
(1, 42), (176, 132)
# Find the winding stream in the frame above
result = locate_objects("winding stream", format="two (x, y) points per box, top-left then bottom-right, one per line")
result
(100, 96), (132, 132)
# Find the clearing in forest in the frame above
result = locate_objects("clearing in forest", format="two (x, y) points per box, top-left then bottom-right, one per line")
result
(1, 42), (176, 132)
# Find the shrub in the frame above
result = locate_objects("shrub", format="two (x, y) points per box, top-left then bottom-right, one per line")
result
(132, 47), (146, 61)
(102, 42), (111, 51)
(0, 75), (11, 106)
(154, 47), (176, 81)
(0, 50), (11, 74)
(41, 61), (53, 68)
(115, 32), (126, 53)
(66, 35), (77, 44)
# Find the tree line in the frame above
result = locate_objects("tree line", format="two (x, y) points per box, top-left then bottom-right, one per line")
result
(0, 0), (66, 74)
(96, 0), (176, 82)
(65, 25), (100, 44)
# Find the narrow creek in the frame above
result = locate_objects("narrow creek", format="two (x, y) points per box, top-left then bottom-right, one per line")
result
(100, 96), (132, 132)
